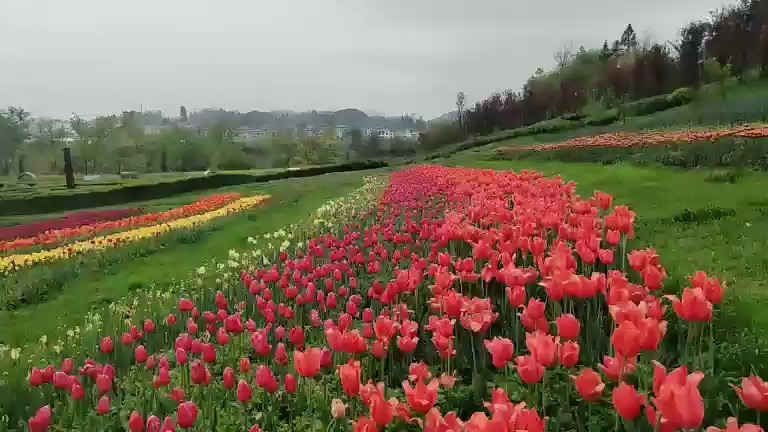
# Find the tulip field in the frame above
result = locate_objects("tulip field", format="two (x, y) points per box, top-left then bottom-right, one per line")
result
(2, 156), (767, 432)
(493, 123), (768, 172)
(495, 124), (768, 154)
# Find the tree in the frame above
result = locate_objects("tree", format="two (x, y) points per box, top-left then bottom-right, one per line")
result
(0, 107), (30, 175)
(366, 133), (382, 156)
(180, 106), (188, 122)
(348, 128), (364, 155)
(455, 92), (466, 131)
(620, 24), (638, 52)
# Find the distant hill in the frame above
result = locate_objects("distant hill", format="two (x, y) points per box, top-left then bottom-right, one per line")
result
(187, 108), (427, 132)
(430, 111), (458, 125)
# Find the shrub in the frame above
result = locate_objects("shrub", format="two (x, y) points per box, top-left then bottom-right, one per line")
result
(0, 161), (387, 216)
(583, 109), (620, 126)
(668, 86), (696, 105)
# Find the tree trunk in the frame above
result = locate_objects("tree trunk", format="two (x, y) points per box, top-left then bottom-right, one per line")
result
(63, 147), (76, 189)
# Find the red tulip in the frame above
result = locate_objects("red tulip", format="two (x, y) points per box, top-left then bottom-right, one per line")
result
(294, 348), (323, 378)
(558, 341), (580, 368)
(370, 395), (394, 427)
(612, 321), (642, 359)
(96, 373), (112, 394)
(143, 319), (156, 334)
(652, 365), (705, 430)
(256, 365), (279, 394)
(484, 337), (515, 369)
(408, 362), (432, 382)
(275, 343), (289, 365)
(397, 336), (419, 353)
(42, 365), (55, 383)
(201, 343), (216, 363)
(177, 402), (199, 428)
(573, 368), (604, 402)
(733, 375), (768, 412)
(179, 298), (194, 312)
(353, 416), (379, 432)
(599, 355), (637, 382)
(223, 367), (236, 390)
(525, 332), (558, 367)
(146, 415), (161, 432)
(402, 378), (440, 414)
(666, 287), (713, 322)
(100, 337), (114, 354)
(237, 379), (253, 403)
(515, 355), (544, 384)
(285, 374), (297, 393)
(97, 395), (111, 415)
(175, 348), (188, 366)
(28, 405), (52, 432)
(613, 382), (645, 420)
(61, 358), (74, 374)
(239, 358), (251, 374)
(29, 367), (44, 387)
(153, 367), (171, 388)
(170, 387), (186, 404)
(129, 411), (145, 432)
(135, 345), (148, 364)
(71, 383), (85, 400)
(162, 416), (176, 431)
(338, 360), (362, 397)
(289, 327), (306, 348)
(705, 417), (763, 432)
(52, 371), (70, 391)
(166, 314), (177, 326)
(121, 332), (134, 346)
(555, 314), (581, 340)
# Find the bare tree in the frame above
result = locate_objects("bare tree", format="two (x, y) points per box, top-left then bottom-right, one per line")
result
(554, 43), (574, 69)
(455, 91), (466, 131)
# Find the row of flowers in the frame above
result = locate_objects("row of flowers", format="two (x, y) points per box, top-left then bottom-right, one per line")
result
(0, 207), (145, 242)
(9, 167), (764, 431)
(0, 194), (242, 254)
(0, 176), (387, 428)
(495, 124), (768, 154)
(0, 195), (269, 274)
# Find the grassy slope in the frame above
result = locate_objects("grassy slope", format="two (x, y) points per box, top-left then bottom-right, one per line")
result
(442, 146), (768, 336)
(0, 169), (383, 345)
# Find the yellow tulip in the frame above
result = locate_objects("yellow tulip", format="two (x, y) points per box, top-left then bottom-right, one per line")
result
(0, 195), (269, 273)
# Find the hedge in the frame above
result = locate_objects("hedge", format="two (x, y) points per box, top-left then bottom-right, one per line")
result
(0, 161), (388, 216)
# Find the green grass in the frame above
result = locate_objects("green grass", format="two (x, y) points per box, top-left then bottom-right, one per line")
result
(0, 169), (385, 346)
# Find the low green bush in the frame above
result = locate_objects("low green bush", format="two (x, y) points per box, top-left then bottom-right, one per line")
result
(584, 109), (620, 126)
(0, 161), (387, 216)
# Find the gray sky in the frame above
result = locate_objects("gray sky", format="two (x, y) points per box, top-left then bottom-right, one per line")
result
(0, 0), (728, 120)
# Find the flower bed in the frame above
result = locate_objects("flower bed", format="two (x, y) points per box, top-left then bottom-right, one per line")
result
(0, 208), (144, 242)
(7, 167), (763, 432)
(0, 195), (269, 273)
(495, 124), (768, 154)
(0, 194), (241, 254)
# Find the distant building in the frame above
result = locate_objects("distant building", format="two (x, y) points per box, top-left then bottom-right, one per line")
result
(234, 127), (275, 142)
(143, 125), (164, 135)
(335, 125), (350, 139)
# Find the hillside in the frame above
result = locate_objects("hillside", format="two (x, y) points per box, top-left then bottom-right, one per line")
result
(187, 107), (428, 131)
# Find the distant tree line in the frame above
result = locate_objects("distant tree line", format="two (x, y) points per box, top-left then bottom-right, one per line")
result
(0, 107), (418, 178)
(428, 0), (768, 144)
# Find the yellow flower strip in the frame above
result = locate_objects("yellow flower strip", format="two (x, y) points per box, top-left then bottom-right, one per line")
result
(0, 195), (270, 273)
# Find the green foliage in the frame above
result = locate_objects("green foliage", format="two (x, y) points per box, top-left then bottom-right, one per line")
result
(0, 161), (387, 216)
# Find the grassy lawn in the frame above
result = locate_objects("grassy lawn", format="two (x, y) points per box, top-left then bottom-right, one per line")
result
(0, 169), (384, 345)
(443, 152), (768, 336)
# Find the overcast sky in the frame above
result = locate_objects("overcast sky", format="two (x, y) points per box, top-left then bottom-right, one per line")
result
(0, 0), (728, 120)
